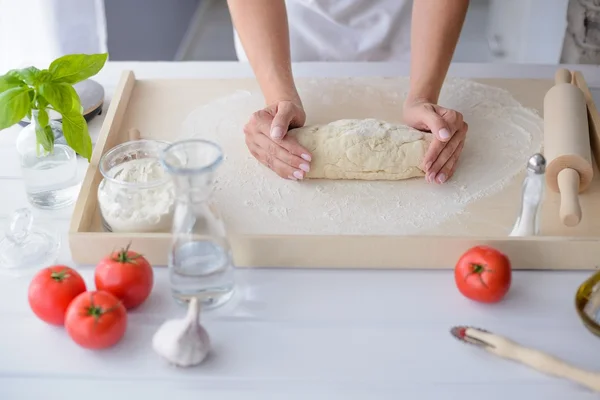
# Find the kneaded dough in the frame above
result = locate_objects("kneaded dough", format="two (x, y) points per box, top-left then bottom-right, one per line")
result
(288, 118), (432, 180)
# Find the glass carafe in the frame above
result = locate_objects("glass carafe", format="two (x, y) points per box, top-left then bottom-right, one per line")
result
(160, 139), (235, 308)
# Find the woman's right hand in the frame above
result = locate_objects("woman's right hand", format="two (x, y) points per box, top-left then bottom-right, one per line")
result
(243, 100), (312, 180)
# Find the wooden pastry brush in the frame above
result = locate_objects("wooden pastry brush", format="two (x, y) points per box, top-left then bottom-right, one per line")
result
(450, 326), (600, 392)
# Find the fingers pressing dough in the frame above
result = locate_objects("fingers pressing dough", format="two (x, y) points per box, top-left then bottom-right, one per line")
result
(287, 118), (433, 180)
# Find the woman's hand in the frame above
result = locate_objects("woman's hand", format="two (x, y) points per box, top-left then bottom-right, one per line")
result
(243, 100), (312, 180)
(403, 98), (468, 184)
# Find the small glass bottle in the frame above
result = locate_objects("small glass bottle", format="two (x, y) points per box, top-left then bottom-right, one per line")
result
(509, 153), (546, 236)
(15, 110), (80, 209)
(160, 139), (235, 308)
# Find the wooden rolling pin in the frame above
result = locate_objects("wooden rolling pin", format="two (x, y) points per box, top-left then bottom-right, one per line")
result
(543, 69), (594, 227)
(572, 71), (600, 169)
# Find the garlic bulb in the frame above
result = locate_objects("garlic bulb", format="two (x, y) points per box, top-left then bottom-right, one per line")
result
(152, 296), (211, 367)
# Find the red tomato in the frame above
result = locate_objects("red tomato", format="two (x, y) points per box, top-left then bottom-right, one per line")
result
(454, 245), (512, 303)
(28, 265), (87, 325)
(65, 290), (127, 350)
(94, 244), (154, 310)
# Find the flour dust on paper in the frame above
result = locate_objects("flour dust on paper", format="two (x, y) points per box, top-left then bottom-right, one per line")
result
(180, 77), (543, 236)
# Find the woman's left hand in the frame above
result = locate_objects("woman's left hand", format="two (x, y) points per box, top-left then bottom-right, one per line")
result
(402, 99), (468, 184)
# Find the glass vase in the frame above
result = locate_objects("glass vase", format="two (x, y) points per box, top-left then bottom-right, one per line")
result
(15, 110), (80, 209)
(160, 139), (235, 309)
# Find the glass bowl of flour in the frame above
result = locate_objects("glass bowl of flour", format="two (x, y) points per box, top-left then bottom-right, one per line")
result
(97, 139), (174, 233)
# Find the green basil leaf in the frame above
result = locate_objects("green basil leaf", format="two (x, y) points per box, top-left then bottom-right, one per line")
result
(36, 70), (52, 84)
(11, 67), (42, 86)
(0, 86), (31, 130)
(34, 117), (54, 153)
(49, 53), (108, 84)
(36, 95), (49, 110)
(38, 82), (81, 114)
(0, 71), (25, 94)
(28, 90), (35, 110)
(61, 112), (92, 161)
(37, 108), (49, 127)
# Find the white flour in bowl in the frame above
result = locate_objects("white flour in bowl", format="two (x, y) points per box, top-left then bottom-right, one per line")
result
(97, 157), (175, 233)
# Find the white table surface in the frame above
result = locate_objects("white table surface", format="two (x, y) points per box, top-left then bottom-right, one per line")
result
(1, 62), (600, 400)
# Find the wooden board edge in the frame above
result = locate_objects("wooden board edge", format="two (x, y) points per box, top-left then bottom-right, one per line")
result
(231, 235), (600, 270)
(68, 232), (600, 271)
(69, 70), (137, 235)
(68, 231), (170, 267)
(572, 70), (600, 169)
(64, 73), (597, 271)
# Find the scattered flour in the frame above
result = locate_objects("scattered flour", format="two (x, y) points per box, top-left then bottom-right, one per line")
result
(180, 77), (544, 236)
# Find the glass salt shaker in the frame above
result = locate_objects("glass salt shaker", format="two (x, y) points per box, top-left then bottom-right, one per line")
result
(509, 153), (546, 237)
(160, 139), (235, 308)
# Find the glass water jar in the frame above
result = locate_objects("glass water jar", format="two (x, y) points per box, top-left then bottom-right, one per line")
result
(16, 110), (80, 209)
(97, 140), (174, 233)
(160, 139), (235, 308)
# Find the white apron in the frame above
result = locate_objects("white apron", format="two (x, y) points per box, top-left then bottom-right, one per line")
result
(233, 0), (413, 62)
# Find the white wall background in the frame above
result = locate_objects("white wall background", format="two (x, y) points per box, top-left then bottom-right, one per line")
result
(0, 0), (106, 74)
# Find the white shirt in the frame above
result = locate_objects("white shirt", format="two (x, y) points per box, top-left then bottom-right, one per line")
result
(233, 0), (413, 62)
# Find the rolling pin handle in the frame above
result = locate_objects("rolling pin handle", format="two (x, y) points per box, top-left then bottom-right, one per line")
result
(557, 168), (582, 227)
(555, 69), (573, 85)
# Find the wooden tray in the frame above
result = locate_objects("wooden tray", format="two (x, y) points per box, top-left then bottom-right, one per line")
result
(68, 70), (600, 270)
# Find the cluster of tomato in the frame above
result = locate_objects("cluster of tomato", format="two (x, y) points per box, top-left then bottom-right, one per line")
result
(27, 244), (154, 350)
(26, 242), (509, 350)
(454, 245), (512, 303)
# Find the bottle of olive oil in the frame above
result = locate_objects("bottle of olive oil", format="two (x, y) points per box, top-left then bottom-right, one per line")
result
(575, 270), (600, 337)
